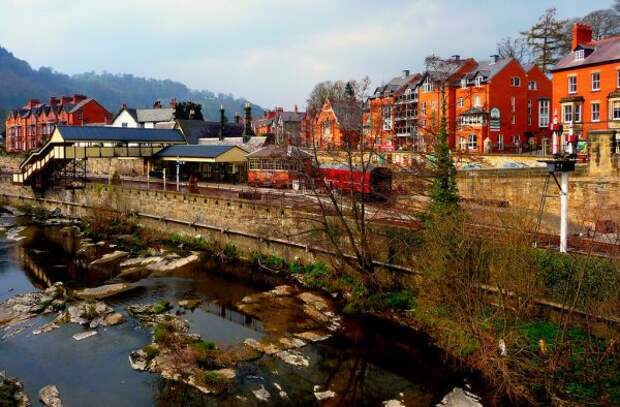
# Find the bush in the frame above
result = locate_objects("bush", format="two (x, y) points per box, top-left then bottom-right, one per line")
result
(143, 345), (160, 360)
(223, 243), (238, 259)
(153, 322), (175, 343)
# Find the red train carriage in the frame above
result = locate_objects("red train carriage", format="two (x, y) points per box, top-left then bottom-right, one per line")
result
(319, 163), (392, 199)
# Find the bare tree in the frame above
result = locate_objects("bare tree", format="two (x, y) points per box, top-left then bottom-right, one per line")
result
(497, 36), (532, 63)
(521, 8), (567, 73)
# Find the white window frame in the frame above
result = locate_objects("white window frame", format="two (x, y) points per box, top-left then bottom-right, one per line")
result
(468, 134), (477, 150)
(461, 78), (467, 89)
(498, 134), (504, 151)
(528, 80), (537, 91)
(538, 99), (550, 128)
(574, 104), (582, 123)
(474, 95), (481, 107)
(568, 76), (577, 94)
(591, 72), (600, 91)
(575, 49), (585, 61)
(511, 96), (516, 113)
(591, 102), (600, 122)
(563, 104), (573, 123)
(511, 77), (521, 87)
(475, 76), (482, 87)
(527, 100), (532, 115)
(457, 97), (464, 108)
(613, 100), (620, 120)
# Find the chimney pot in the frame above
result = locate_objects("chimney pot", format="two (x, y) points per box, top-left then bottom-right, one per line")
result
(169, 98), (177, 108)
(294, 104), (298, 113)
(122, 103), (127, 110)
(234, 112), (241, 124)
(402, 69), (410, 78)
(490, 54), (500, 63)
(572, 23), (592, 51)
(452, 54), (460, 61)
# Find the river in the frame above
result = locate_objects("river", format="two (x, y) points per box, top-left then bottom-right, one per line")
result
(0, 209), (489, 406)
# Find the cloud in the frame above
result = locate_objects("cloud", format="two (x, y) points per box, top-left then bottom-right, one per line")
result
(0, 0), (611, 109)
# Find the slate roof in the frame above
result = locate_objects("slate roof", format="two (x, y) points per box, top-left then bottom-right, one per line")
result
(246, 144), (312, 159)
(199, 136), (267, 152)
(371, 73), (417, 98)
(328, 99), (363, 132)
(176, 119), (250, 144)
(136, 108), (175, 123)
(462, 58), (513, 83)
(56, 126), (185, 143)
(275, 111), (305, 123)
(155, 144), (244, 159)
(552, 35), (620, 71)
(69, 98), (94, 113)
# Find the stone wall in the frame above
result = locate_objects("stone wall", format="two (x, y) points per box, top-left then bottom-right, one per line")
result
(87, 158), (147, 177)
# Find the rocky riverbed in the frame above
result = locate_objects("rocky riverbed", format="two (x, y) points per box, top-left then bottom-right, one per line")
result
(0, 205), (487, 406)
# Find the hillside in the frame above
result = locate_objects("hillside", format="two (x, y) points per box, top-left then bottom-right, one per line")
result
(0, 46), (264, 129)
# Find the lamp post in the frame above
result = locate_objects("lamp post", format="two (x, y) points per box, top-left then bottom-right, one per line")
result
(176, 157), (185, 192)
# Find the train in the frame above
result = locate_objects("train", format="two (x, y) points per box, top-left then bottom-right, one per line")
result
(319, 163), (392, 199)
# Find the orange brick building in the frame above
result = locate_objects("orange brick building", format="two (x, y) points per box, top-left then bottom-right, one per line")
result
(417, 56), (477, 150)
(363, 70), (421, 151)
(551, 23), (620, 145)
(5, 95), (111, 153)
(454, 57), (551, 153)
(312, 98), (362, 149)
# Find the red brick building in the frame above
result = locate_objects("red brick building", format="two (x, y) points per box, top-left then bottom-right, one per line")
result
(312, 98), (362, 149)
(551, 23), (620, 145)
(454, 57), (551, 153)
(4, 95), (111, 153)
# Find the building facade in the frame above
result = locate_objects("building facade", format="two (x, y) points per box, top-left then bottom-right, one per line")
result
(454, 57), (551, 153)
(313, 99), (362, 149)
(111, 99), (176, 129)
(551, 23), (620, 146)
(5, 95), (111, 153)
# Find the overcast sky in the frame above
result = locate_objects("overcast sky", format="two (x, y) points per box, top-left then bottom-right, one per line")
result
(0, 0), (612, 109)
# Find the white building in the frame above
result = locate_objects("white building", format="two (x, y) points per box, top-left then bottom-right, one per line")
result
(111, 100), (176, 129)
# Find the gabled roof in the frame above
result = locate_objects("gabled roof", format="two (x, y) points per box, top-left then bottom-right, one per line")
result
(136, 107), (175, 123)
(275, 111), (305, 123)
(371, 72), (419, 98)
(176, 119), (250, 144)
(56, 125), (185, 143)
(462, 58), (513, 84)
(327, 99), (362, 132)
(552, 35), (620, 71)
(155, 144), (246, 159)
(69, 98), (94, 113)
(246, 144), (311, 159)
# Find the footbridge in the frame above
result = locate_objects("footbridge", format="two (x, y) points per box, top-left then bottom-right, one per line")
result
(13, 126), (186, 190)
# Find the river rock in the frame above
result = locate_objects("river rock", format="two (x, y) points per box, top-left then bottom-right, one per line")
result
(73, 283), (137, 300)
(294, 330), (331, 343)
(178, 299), (202, 310)
(146, 254), (199, 272)
(252, 385), (271, 402)
(72, 330), (98, 341)
(298, 292), (329, 311)
(129, 349), (149, 371)
(269, 285), (296, 297)
(275, 350), (310, 367)
(437, 387), (483, 407)
(33, 322), (60, 335)
(120, 256), (164, 268)
(88, 251), (129, 269)
(383, 400), (406, 407)
(313, 385), (335, 401)
(39, 385), (62, 407)
(6, 226), (27, 241)
(102, 312), (124, 326)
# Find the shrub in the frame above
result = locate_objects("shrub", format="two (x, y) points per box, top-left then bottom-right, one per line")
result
(143, 345), (160, 360)
(223, 243), (238, 259)
(153, 322), (175, 343)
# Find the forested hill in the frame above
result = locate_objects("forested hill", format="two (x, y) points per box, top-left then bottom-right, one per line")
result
(0, 46), (264, 127)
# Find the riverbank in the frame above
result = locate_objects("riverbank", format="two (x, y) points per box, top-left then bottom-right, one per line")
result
(0, 204), (491, 406)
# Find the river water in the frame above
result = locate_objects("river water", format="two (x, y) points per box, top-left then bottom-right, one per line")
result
(0, 210), (488, 406)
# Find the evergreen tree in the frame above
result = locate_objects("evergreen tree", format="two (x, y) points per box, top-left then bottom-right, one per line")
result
(521, 8), (567, 73)
(344, 81), (355, 99)
(174, 101), (204, 120)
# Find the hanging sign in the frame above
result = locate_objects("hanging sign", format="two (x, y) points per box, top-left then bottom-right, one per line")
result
(490, 108), (500, 132)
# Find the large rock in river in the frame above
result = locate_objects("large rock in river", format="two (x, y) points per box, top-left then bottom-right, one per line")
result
(39, 384), (62, 407)
(73, 283), (137, 300)
(88, 251), (129, 269)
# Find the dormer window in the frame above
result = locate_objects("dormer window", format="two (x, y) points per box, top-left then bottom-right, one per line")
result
(575, 49), (585, 61)
(475, 76), (482, 87)
(461, 78), (467, 88)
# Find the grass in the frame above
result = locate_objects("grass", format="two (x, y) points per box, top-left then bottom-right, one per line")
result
(153, 300), (172, 314)
(143, 345), (160, 360)
(153, 322), (175, 343)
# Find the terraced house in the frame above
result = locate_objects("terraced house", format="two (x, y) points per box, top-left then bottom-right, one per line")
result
(454, 56), (551, 153)
(551, 23), (620, 150)
(4, 95), (111, 153)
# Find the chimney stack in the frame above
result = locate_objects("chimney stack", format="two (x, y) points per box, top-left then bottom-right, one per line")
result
(49, 97), (58, 106)
(122, 103), (127, 110)
(73, 94), (87, 104)
(153, 100), (162, 109)
(294, 104), (298, 113)
(490, 54), (500, 64)
(452, 54), (461, 61)
(402, 69), (410, 78)
(572, 23), (592, 51)
(61, 96), (72, 105)
(219, 104), (225, 141)
(243, 102), (252, 142)
(169, 98), (177, 108)
(234, 112), (241, 124)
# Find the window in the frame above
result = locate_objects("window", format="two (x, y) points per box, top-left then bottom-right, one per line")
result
(422, 79), (434, 92)
(591, 72), (600, 91)
(528, 80), (537, 90)
(574, 104), (582, 123)
(420, 102), (426, 114)
(468, 134), (477, 150)
(511, 77), (521, 87)
(121, 122), (128, 128)
(461, 78), (467, 89)
(474, 95), (481, 107)
(591, 102), (600, 122)
(512, 115), (516, 125)
(568, 76), (577, 94)
(457, 97), (464, 107)
(475, 76), (482, 87)
(498, 134), (504, 150)
(563, 104), (573, 123)
(617, 70), (620, 88)
(511, 96), (516, 113)
(539, 99), (550, 128)
(528, 100), (532, 115)
(613, 101), (620, 120)
(575, 49), (585, 61)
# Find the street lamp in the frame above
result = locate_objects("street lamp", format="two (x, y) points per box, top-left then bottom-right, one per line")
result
(176, 156), (185, 192)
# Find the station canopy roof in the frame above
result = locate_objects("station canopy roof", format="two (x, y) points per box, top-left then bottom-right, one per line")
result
(155, 144), (249, 163)
(55, 126), (186, 143)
